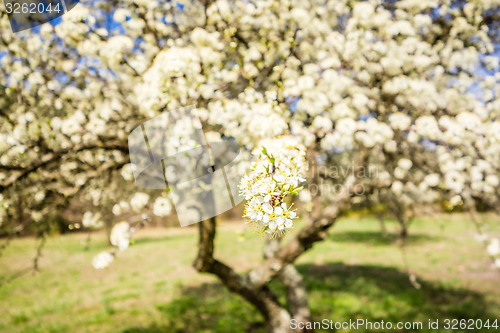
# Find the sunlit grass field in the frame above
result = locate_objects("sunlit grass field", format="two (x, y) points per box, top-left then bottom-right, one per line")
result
(1, 214), (499, 333)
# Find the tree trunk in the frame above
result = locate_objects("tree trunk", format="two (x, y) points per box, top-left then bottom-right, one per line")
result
(194, 218), (293, 333)
(264, 239), (312, 332)
(399, 222), (408, 240)
(377, 213), (387, 238)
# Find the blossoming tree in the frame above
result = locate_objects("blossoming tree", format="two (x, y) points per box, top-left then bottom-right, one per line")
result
(1, 0), (499, 332)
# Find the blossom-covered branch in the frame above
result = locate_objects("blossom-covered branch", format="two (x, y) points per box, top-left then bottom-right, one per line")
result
(240, 136), (307, 239)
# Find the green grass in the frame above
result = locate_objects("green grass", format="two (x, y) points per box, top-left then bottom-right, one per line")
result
(0, 214), (499, 333)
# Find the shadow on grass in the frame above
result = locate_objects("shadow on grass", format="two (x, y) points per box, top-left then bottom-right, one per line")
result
(329, 231), (439, 245)
(123, 283), (266, 333)
(297, 263), (495, 326)
(123, 263), (496, 333)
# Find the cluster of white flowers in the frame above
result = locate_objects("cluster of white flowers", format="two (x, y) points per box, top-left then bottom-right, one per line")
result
(82, 212), (103, 229)
(99, 36), (134, 70)
(475, 235), (500, 268)
(206, 90), (289, 146)
(136, 47), (201, 115)
(487, 238), (500, 256)
(415, 116), (441, 140)
(153, 197), (172, 217)
(322, 117), (394, 151)
(389, 113), (412, 131)
(112, 192), (172, 218)
(239, 136), (307, 239)
(92, 251), (114, 270)
(110, 221), (134, 251)
(112, 201), (130, 216)
(120, 163), (136, 181)
(130, 192), (150, 212)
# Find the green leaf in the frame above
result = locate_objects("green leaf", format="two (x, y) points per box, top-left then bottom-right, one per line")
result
(262, 146), (268, 156)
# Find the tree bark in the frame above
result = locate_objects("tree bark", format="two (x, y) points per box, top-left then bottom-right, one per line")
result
(264, 239), (312, 332)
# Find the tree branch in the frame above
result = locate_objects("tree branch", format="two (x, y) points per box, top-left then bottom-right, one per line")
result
(0, 142), (128, 193)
